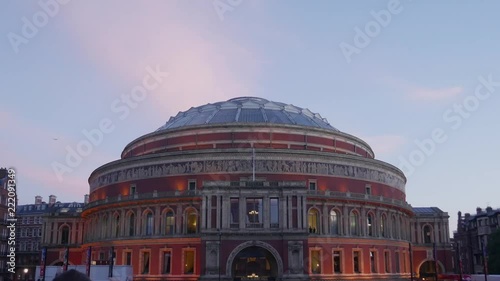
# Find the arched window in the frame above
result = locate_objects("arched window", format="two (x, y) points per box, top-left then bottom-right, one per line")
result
(380, 214), (387, 238)
(423, 225), (432, 243)
(101, 215), (108, 238)
(186, 209), (198, 234)
(329, 209), (340, 235)
(165, 210), (175, 235)
(399, 218), (404, 240)
(114, 215), (120, 237)
(350, 211), (359, 236)
(60, 226), (70, 244)
(128, 213), (135, 236)
(367, 213), (374, 236)
(308, 209), (320, 234)
(144, 211), (154, 236)
(392, 216), (397, 238)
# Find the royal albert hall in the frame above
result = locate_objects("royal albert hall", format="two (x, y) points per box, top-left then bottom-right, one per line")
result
(83, 97), (415, 281)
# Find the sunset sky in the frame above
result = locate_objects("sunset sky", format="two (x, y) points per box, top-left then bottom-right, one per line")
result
(2, 1), (500, 234)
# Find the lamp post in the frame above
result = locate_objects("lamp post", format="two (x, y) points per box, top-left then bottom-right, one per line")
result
(218, 229), (221, 281)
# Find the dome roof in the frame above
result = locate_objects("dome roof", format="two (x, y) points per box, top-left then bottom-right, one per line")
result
(156, 97), (339, 132)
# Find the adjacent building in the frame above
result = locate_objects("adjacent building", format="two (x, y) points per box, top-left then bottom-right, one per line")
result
(80, 97), (455, 281)
(0, 169), (12, 281)
(14, 195), (86, 281)
(454, 206), (500, 274)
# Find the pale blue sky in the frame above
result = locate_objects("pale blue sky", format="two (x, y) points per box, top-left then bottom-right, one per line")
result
(2, 1), (500, 234)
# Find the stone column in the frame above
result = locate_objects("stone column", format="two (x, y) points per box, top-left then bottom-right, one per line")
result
(207, 195), (212, 229)
(263, 196), (270, 229)
(322, 204), (328, 235)
(201, 196), (207, 230)
(155, 205), (161, 235)
(222, 195), (229, 229)
(343, 205), (349, 236)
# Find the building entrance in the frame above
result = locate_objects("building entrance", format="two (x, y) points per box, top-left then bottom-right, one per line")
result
(231, 246), (277, 281)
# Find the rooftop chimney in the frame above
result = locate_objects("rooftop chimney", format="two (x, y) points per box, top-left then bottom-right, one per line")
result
(476, 207), (482, 214)
(49, 195), (57, 205)
(84, 194), (89, 204)
(35, 196), (43, 205)
(486, 206), (493, 213)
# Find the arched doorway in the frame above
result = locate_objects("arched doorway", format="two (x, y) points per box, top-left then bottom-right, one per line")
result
(418, 260), (443, 281)
(231, 246), (278, 281)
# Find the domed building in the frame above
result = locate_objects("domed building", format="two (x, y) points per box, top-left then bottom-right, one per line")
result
(81, 97), (451, 281)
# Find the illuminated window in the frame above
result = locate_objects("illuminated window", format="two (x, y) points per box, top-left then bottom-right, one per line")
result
(184, 249), (195, 274)
(246, 198), (263, 228)
(165, 210), (175, 235)
(186, 209), (198, 234)
(330, 209), (340, 235)
(350, 211), (359, 236)
(308, 209), (319, 234)
(310, 250), (321, 274)
(333, 251), (342, 273)
(367, 213), (374, 236)
(144, 212), (154, 236)
(423, 225), (432, 243)
(370, 251), (377, 273)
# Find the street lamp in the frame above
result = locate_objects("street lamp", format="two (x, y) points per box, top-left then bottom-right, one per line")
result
(23, 268), (28, 281)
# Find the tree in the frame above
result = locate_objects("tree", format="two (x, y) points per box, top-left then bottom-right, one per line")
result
(488, 229), (500, 274)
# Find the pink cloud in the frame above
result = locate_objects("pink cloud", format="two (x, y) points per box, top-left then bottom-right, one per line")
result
(363, 135), (407, 158)
(59, 1), (263, 118)
(409, 86), (463, 101)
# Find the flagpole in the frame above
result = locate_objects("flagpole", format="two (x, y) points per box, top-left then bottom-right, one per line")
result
(252, 147), (255, 182)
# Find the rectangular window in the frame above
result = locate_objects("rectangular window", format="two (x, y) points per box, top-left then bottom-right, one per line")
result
(365, 184), (371, 195)
(292, 196), (298, 229)
(402, 252), (407, 273)
(246, 198), (263, 228)
(309, 180), (317, 191)
(270, 198), (279, 228)
(333, 251), (342, 273)
(311, 250), (321, 274)
(395, 252), (400, 273)
(125, 252), (132, 265)
(230, 198), (239, 228)
(188, 180), (196, 191)
(141, 251), (150, 274)
(184, 250), (195, 274)
(99, 252), (105, 261)
(353, 251), (361, 273)
(384, 251), (390, 273)
(162, 251), (172, 274)
(370, 251), (377, 273)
